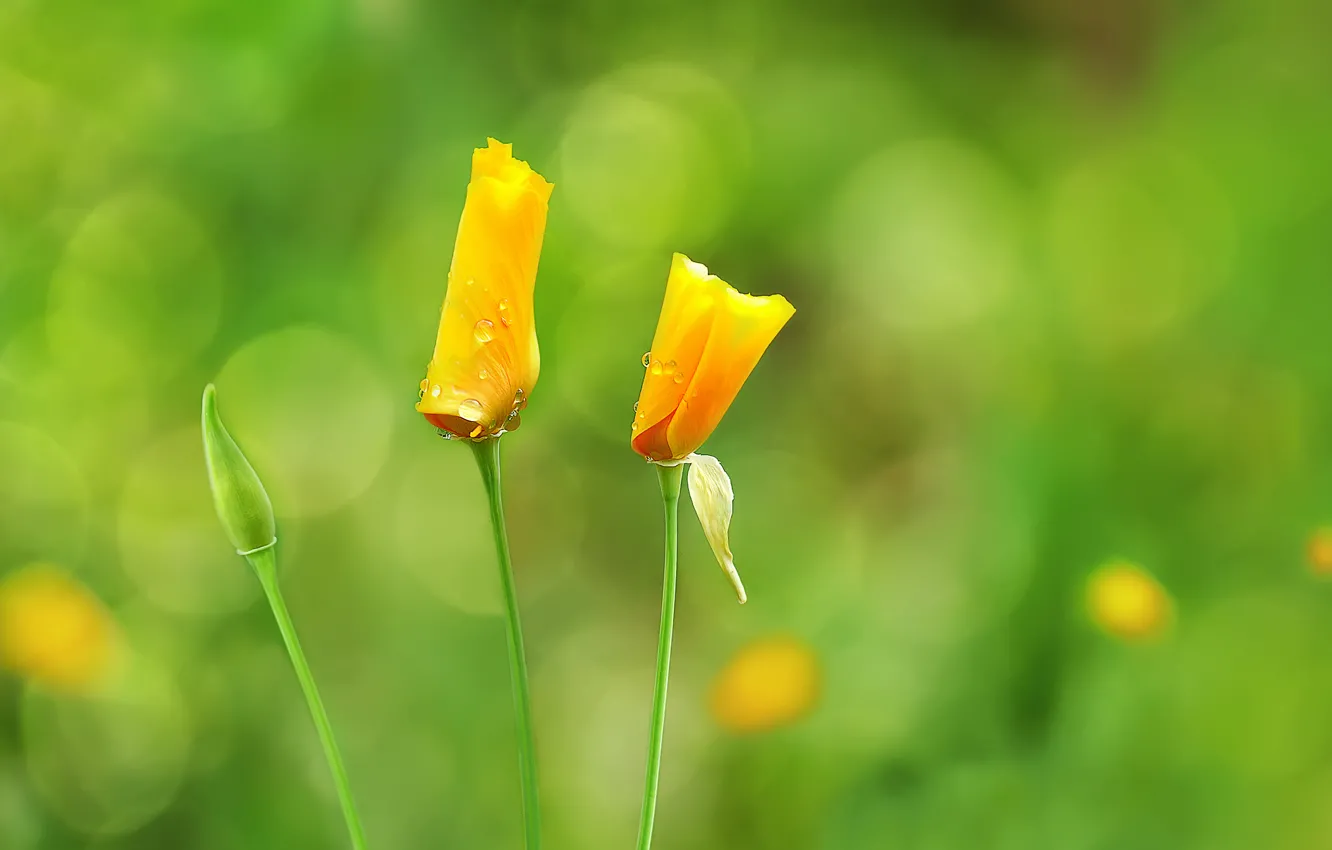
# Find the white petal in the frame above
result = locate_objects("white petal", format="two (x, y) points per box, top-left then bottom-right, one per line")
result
(686, 453), (747, 603)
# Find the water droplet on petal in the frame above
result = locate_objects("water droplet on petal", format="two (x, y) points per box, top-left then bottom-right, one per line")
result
(666, 359), (677, 372)
(474, 319), (495, 344)
(458, 398), (485, 421)
(466, 278), (475, 287)
(430, 384), (442, 398)
(650, 360), (663, 376)
(478, 368), (489, 380)
(632, 401), (638, 412)
(498, 299), (513, 327)
(631, 422), (638, 431)
(642, 352), (652, 368)
(673, 372), (685, 384)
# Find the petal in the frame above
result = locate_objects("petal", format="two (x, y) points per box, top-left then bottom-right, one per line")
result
(666, 285), (794, 459)
(687, 453), (746, 603)
(632, 254), (728, 457)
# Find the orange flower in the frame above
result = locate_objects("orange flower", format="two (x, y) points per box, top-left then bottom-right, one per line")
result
(630, 254), (794, 603)
(416, 139), (553, 439)
(631, 253), (794, 462)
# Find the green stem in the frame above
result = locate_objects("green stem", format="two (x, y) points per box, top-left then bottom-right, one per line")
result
(470, 438), (542, 850)
(247, 547), (368, 850)
(636, 463), (683, 850)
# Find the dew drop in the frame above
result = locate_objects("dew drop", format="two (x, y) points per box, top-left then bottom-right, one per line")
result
(498, 299), (513, 328)
(429, 384), (442, 398)
(478, 368), (489, 380)
(650, 360), (663, 376)
(466, 278), (475, 287)
(474, 319), (495, 344)
(642, 352), (652, 368)
(673, 372), (685, 384)
(666, 359), (677, 372)
(632, 401), (638, 412)
(631, 422), (638, 431)
(458, 398), (485, 421)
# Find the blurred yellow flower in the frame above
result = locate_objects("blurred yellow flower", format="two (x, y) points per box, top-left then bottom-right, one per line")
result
(0, 565), (118, 693)
(1086, 561), (1172, 642)
(631, 253), (794, 462)
(1308, 527), (1332, 576)
(710, 636), (821, 733)
(416, 138), (554, 439)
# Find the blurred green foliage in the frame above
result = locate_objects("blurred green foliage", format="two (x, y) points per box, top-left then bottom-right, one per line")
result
(3, 0), (1332, 847)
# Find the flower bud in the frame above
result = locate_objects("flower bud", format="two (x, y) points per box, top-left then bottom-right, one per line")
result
(201, 384), (276, 555)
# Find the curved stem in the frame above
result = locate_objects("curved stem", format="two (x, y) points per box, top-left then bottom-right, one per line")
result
(248, 548), (368, 850)
(470, 438), (542, 850)
(636, 463), (683, 850)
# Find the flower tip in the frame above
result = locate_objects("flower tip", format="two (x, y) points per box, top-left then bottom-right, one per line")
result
(472, 137), (553, 202)
(674, 252), (711, 279)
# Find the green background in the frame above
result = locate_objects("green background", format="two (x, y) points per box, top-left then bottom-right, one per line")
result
(3, 0), (1332, 846)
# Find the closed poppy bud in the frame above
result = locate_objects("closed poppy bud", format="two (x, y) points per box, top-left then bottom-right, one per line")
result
(201, 384), (276, 555)
(631, 253), (794, 462)
(416, 139), (554, 439)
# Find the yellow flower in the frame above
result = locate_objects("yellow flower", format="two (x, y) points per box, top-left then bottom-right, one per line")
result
(1086, 561), (1172, 642)
(710, 636), (821, 734)
(0, 565), (118, 693)
(416, 139), (553, 439)
(629, 255), (793, 603)
(1308, 527), (1332, 576)
(631, 254), (795, 462)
